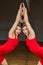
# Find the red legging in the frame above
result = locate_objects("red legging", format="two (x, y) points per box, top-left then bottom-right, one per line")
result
(0, 37), (19, 63)
(26, 37), (43, 65)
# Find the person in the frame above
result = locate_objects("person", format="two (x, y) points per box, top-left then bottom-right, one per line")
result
(0, 3), (23, 65)
(22, 4), (43, 65)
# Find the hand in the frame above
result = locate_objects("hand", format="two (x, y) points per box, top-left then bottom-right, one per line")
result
(15, 6), (21, 23)
(20, 3), (29, 23)
(20, 3), (25, 23)
(16, 3), (25, 23)
(22, 26), (29, 36)
(15, 26), (21, 37)
(24, 7), (29, 22)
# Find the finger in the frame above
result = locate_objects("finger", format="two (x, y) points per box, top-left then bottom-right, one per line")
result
(16, 26), (21, 31)
(16, 30), (21, 35)
(20, 3), (25, 14)
(22, 26), (27, 30)
(20, 3), (25, 9)
(23, 30), (28, 36)
(25, 7), (27, 13)
(23, 30), (27, 36)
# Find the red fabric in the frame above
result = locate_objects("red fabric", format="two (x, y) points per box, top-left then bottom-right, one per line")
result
(40, 59), (43, 65)
(0, 56), (4, 63)
(26, 37), (43, 65)
(0, 45), (5, 63)
(0, 37), (19, 56)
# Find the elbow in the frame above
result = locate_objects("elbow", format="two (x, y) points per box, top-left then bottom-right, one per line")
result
(26, 43), (37, 54)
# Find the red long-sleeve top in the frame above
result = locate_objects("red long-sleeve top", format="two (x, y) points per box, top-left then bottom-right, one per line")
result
(26, 37), (43, 65)
(0, 37), (19, 57)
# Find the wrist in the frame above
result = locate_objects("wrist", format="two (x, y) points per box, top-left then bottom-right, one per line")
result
(25, 20), (29, 25)
(15, 19), (19, 24)
(24, 19), (29, 23)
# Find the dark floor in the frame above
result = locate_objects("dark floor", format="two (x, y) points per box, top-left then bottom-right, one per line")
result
(1, 42), (39, 65)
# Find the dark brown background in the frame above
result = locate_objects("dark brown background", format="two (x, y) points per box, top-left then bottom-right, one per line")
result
(0, 0), (43, 42)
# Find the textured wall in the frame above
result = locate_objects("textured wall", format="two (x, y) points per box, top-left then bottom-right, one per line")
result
(30, 0), (43, 42)
(0, 0), (27, 41)
(0, 0), (43, 42)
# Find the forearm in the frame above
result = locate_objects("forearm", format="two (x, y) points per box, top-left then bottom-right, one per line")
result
(0, 38), (19, 56)
(26, 37), (43, 58)
(9, 19), (19, 34)
(25, 19), (35, 35)
(25, 19), (35, 39)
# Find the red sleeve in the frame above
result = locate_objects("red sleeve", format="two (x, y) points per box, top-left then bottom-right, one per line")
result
(0, 37), (19, 56)
(40, 59), (43, 64)
(26, 37), (43, 58)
